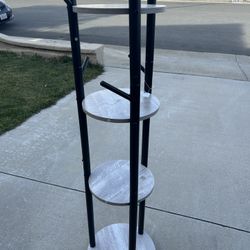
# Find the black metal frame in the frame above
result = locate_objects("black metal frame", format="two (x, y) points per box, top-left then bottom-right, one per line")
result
(65, 0), (157, 249)
(128, 0), (141, 249)
(138, 0), (157, 235)
(65, 0), (96, 247)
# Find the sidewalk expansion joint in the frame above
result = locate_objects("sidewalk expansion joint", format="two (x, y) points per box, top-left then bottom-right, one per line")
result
(145, 205), (250, 234)
(0, 170), (85, 194)
(105, 65), (250, 83)
(1, 170), (250, 235)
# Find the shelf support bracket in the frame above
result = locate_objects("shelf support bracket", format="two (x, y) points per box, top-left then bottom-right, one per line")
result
(128, 54), (145, 73)
(140, 64), (145, 73)
(82, 56), (89, 74)
(82, 56), (89, 85)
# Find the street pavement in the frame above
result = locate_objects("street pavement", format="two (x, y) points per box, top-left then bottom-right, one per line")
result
(1, 45), (250, 249)
(1, 0), (250, 55)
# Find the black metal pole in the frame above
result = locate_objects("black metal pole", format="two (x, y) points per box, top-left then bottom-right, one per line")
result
(129, 0), (141, 249)
(138, 0), (156, 235)
(65, 0), (95, 247)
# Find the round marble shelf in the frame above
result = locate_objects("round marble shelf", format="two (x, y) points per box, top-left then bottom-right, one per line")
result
(89, 160), (154, 206)
(82, 88), (160, 123)
(88, 223), (155, 250)
(73, 4), (166, 15)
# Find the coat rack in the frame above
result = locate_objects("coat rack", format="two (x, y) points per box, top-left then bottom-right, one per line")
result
(65, 0), (165, 249)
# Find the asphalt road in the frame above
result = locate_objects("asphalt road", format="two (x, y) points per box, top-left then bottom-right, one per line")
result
(1, 0), (250, 55)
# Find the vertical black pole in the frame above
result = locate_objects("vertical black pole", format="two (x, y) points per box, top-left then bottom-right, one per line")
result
(138, 0), (156, 235)
(129, 0), (141, 249)
(65, 0), (95, 247)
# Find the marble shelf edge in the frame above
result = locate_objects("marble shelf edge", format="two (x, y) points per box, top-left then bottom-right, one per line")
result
(73, 4), (166, 15)
(82, 88), (160, 123)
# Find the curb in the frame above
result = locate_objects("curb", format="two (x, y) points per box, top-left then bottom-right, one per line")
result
(0, 33), (104, 65)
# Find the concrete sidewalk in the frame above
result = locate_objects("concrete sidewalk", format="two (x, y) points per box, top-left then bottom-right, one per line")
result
(104, 45), (250, 81)
(1, 47), (250, 249)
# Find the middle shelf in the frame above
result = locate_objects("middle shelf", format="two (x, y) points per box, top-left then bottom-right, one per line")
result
(82, 88), (160, 123)
(89, 160), (155, 206)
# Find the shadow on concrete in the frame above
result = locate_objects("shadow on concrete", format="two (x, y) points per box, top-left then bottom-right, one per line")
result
(78, 23), (249, 55)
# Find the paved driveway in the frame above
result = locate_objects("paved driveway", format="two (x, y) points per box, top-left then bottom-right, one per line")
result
(1, 0), (250, 55)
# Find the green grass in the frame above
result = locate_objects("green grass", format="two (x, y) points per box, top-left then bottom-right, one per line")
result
(0, 52), (103, 135)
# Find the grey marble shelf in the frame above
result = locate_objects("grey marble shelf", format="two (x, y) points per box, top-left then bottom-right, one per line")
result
(88, 160), (154, 206)
(88, 223), (155, 250)
(73, 4), (166, 15)
(82, 88), (160, 123)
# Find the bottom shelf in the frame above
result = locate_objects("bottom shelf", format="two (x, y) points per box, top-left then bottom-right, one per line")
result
(88, 223), (155, 250)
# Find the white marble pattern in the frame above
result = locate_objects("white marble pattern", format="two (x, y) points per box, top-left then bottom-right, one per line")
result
(73, 4), (166, 15)
(89, 160), (154, 205)
(82, 89), (160, 123)
(88, 223), (155, 250)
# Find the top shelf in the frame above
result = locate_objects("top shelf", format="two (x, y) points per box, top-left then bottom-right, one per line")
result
(73, 4), (166, 15)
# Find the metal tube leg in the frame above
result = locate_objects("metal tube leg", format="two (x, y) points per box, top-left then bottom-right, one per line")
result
(129, 0), (141, 249)
(80, 111), (96, 247)
(65, 1), (95, 247)
(138, 0), (156, 235)
(138, 119), (150, 234)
